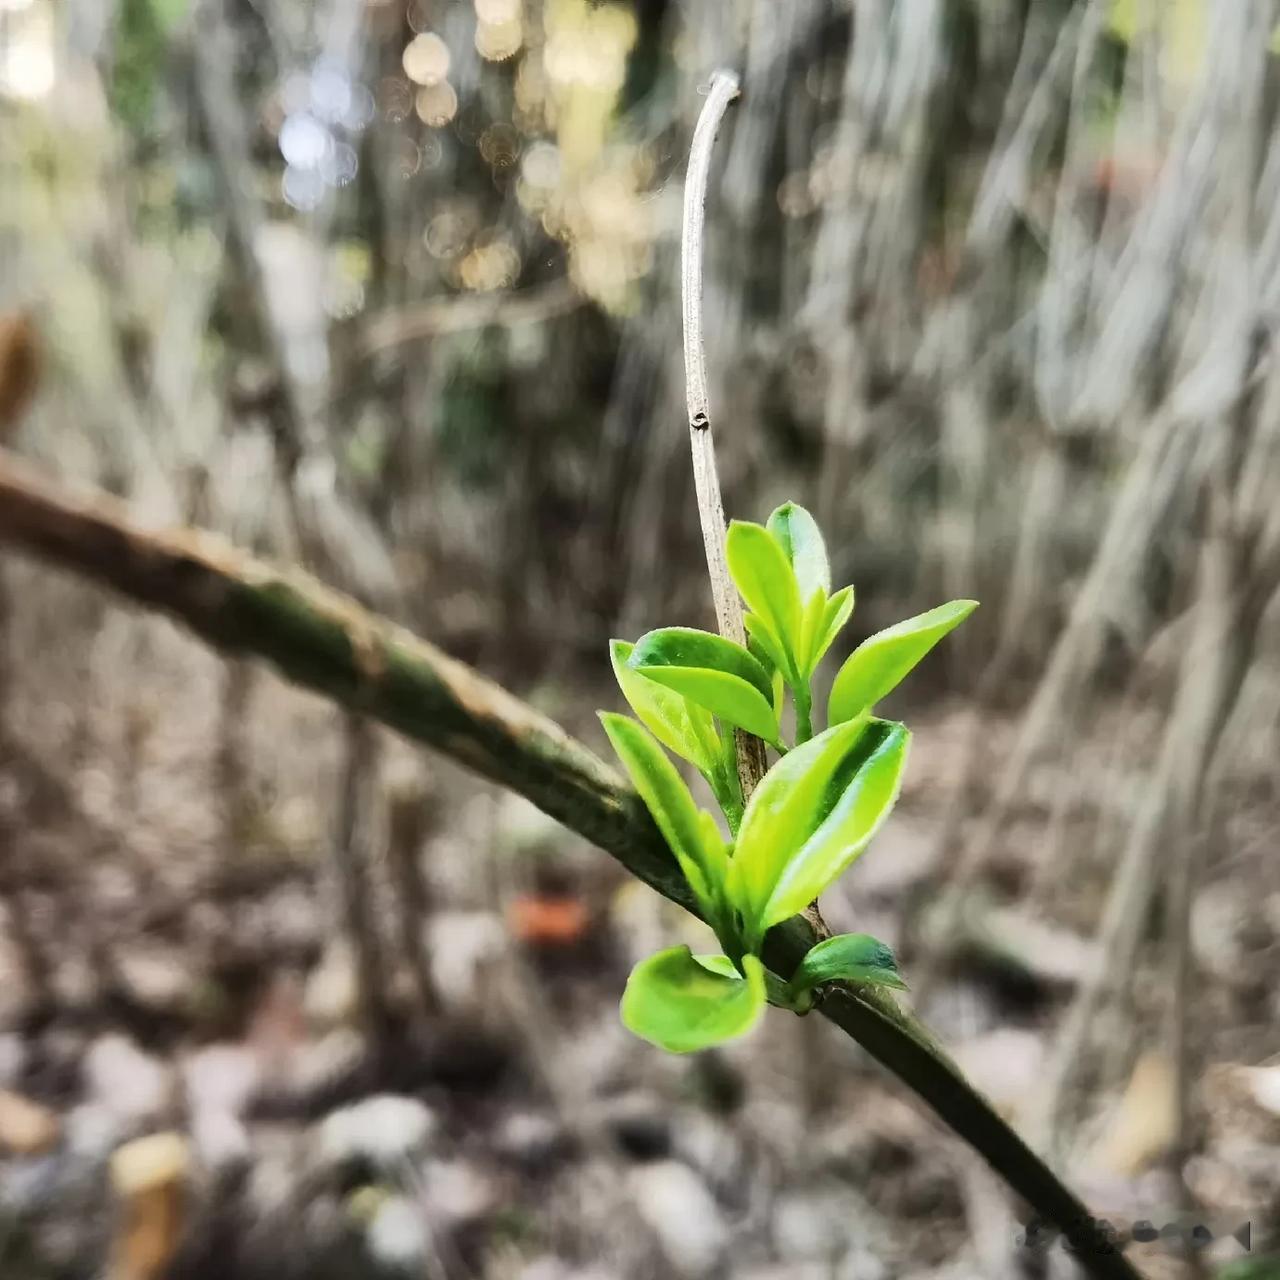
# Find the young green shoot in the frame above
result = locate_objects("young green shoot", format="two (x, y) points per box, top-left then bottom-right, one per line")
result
(602, 502), (976, 1052)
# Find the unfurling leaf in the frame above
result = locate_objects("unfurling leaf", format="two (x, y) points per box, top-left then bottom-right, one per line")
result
(621, 946), (765, 1052)
(809, 584), (854, 672)
(787, 933), (907, 1000)
(610, 640), (719, 775)
(766, 502), (831, 600)
(728, 718), (909, 941)
(743, 612), (789, 680)
(743, 624), (787, 721)
(599, 714), (727, 920)
(828, 600), (977, 725)
(726, 521), (802, 678)
(798, 588), (828, 675)
(628, 627), (780, 744)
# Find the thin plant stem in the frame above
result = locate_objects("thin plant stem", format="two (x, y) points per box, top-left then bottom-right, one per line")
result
(681, 70), (768, 803)
(793, 681), (814, 745)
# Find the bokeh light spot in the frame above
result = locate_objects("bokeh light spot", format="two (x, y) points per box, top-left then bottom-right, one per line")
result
(279, 113), (332, 171)
(282, 165), (327, 211)
(777, 172), (813, 219)
(414, 80), (458, 127)
(402, 33), (451, 87)
(0, 2), (53, 100)
(459, 237), (520, 292)
(476, 17), (523, 62)
(520, 141), (560, 190)
(310, 61), (353, 125)
(475, 0), (520, 22)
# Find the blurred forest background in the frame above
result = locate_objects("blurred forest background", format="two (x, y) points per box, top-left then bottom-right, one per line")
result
(2, 0), (1280, 1277)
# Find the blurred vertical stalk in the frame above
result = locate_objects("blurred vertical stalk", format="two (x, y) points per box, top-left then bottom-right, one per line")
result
(0, 565), (10, 747)
(334, 712), (394, 1053)
(1164, 825), (1205, 1280)
(0, 311), (41, 742)
(1036, 340), (1280, 1152)
(194, 0), (407, 1060)
(386, 769), (439, 1022)
(215, 660), (253, 859)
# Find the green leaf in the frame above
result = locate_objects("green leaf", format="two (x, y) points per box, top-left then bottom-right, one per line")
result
(621, 946), (766, 1053)
(697, 811), (729, 881)
(741, 619), (788, 724)
(741, 623), (787, 723)
(726, 522), (802, 676)
(610, 640), (719, 774)
(729, 718), (867, 927)
(743, 613), (789, 678)
(757, 721), (909, 931)
(828, 600), (978, 725)
(728, 717), (884, 939)
(771, 669), (785, 720)
(599, 714), (727, 917)
(628, 628), (780, 744)
(691, 953), (741, 979)
(728, 720), (909, 940)
(810, 585), (855, 672)
(787, 933), (907, 999)
(698, 951), (796, 1008)
(798, 588), (829, 675)
(767, 502), (831, 599)
(745, 622), (775, 677)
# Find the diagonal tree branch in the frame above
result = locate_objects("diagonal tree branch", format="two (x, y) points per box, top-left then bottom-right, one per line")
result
(0, 453), (1139, 1280)
(0, 453), (688, 903)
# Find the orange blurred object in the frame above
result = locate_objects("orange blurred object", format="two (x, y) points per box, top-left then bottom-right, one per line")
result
(507, 893), (590, 945)
(1090, 152), (1163, 202)
(0, 311), (41, 439)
